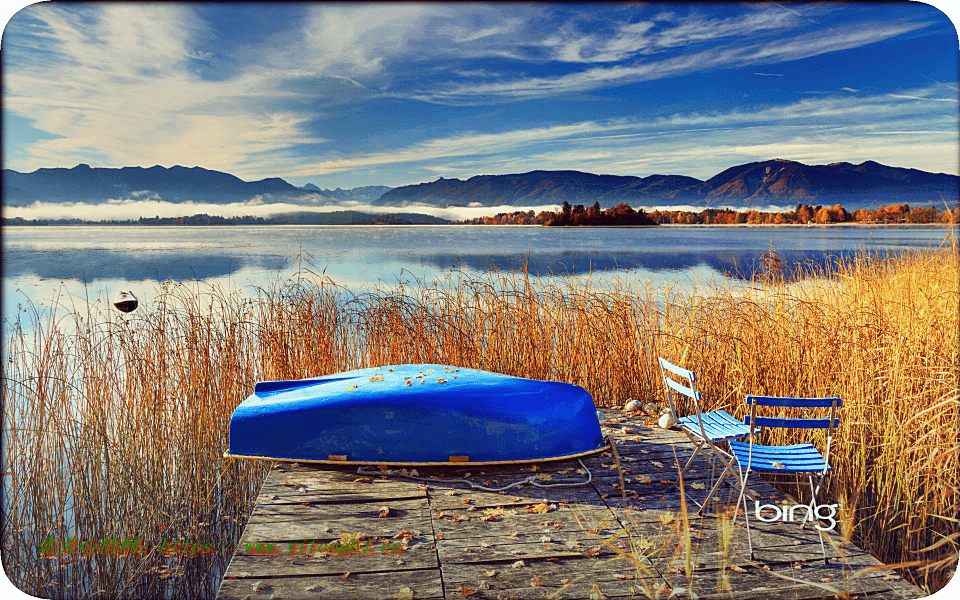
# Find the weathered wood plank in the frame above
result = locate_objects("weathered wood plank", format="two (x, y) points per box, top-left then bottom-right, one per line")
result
(217, 569), (443, 600)
(248, 497), (429, 523)
(220, 537), (436, 577)
(427, 485), (604, 511)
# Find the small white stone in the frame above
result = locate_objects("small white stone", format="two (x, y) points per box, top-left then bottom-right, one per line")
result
(658, 413), (678, 429)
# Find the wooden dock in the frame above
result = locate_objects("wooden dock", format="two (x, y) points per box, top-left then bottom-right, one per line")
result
(216, 410), (922, 600)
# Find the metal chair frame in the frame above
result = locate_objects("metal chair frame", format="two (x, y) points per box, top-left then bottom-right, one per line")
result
(730, 395), (841, 563)
(657, 357), (752, 513)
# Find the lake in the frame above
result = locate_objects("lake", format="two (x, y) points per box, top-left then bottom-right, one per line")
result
(1, 224), (952, 330)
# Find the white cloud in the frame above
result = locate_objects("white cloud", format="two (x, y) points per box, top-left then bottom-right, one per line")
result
(419, 20), (930, 103)
(4, 4), (323, 177)
(267, 84), (958, 181)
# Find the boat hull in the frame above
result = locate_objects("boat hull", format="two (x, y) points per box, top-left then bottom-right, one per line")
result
(226, 364), (606, 465)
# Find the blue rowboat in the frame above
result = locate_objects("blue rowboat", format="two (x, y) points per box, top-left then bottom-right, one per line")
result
(226, 364), (606, 465)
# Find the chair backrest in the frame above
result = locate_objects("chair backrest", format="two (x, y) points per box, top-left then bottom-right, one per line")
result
(744, 397), (841, 465)
(657, 357), (703, 418)
(743, 396), (841, 431)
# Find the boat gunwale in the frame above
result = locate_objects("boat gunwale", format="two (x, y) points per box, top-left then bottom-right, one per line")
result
(222, 441), (611, 467)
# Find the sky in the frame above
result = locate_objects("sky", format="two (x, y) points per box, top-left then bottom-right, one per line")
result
(2, 1), (959, 193)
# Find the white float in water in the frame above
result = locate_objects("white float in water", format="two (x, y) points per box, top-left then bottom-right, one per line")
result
(113, 290), (138, 313)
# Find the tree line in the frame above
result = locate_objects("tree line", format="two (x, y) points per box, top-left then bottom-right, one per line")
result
(456, 201), (958, 226)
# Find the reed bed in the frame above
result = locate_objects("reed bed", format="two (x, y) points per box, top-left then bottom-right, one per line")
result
(2, 243), (957, 597)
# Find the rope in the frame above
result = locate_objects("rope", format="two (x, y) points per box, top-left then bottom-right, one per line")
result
(357, 457), (594, 492)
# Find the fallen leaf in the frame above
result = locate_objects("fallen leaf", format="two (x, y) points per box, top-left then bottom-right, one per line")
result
(354, 477), (371, 483)
(531, 575), (541, 587)
(393, 588), (414, 600)
(565, 540), (582, 549)
(586, 546), (602, 557)
(305, 583), (321, 591)
(345, 385), (357, 391)
(689, 482), (706, 490)
(456, 584), (477, 597)
(540, 536), (552, 543)
(341, 572), (351, 579)
(651, 461), (664, 468)
(369, 376), (385, 382)
(461, 498), (472, 504)
(634, 475), (652, 484)
(379, 506), (391, 518)
(526, 502), (550, 514)
(512, 560), (526, 568)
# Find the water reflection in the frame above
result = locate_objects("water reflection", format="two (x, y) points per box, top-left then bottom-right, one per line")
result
(2, 248), (289, 283)
(417, 248), (884, 280)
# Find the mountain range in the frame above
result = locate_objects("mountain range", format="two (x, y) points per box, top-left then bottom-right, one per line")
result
(3, 159), (956, 210)
(375, 159), (957, 209)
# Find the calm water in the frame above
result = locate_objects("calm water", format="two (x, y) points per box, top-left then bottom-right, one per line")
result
(1, 224), (952, 329)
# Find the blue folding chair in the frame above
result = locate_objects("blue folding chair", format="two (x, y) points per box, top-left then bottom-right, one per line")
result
(730, 395), (841, 562)
(658, 357), (752, 513)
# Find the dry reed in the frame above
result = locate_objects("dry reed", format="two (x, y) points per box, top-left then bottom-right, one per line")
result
(2, 242), (957, 597)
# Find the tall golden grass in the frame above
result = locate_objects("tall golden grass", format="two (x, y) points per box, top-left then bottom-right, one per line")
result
(2, 242), (957, 597)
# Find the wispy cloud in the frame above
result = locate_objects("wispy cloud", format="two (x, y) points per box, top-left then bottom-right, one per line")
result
(272, 83), (958, 182)
(4, 4), (323, 176)
(2, 2), (954, 187)
(419, 20), (931, 103)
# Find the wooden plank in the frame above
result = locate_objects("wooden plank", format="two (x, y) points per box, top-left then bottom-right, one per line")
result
(435, 538), (624, 564)
(247, 497), (429, 523)
(428, 486), (604, 511)
(433, 505), (622, 542)
(220, 536), (436, 577)
(441, 555), (662, 597)
(217, 568), (443, 600)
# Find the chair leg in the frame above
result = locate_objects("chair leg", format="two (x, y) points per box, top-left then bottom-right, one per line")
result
(807, 475), (828, 564)
(736, 469), (755, 560)
(679, 440), (705, 476)
(699, 451), (739, 511)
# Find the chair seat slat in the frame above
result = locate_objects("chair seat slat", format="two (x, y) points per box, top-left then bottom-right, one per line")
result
(729, 441), (831, 472)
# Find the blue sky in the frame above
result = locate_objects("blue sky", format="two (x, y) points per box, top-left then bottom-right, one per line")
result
(2, 2), (958, 190)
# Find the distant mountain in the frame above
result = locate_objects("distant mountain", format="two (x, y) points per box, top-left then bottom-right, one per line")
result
(0, 164), (393, 207)
(375, 170), (706, 207)
(702, 159), (957, 207)
(300, 184), (393, 204)
(375, 160), (958, 210)
(4, 160), (956, 211)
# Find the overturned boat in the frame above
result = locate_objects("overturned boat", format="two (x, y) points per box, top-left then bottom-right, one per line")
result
(226, 364), (606, 465)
